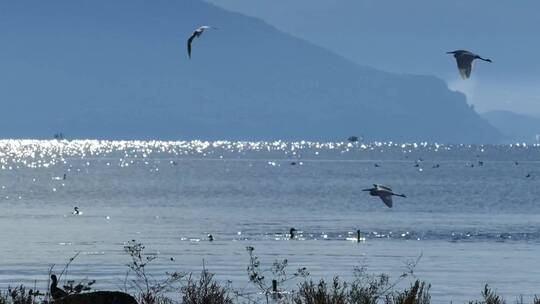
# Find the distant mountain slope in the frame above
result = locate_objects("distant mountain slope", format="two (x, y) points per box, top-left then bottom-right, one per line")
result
(207, 0), (540, 116)
(207, 0), (540, 78)
(0, 0), (500, 142)
(482, 111), (540, 143)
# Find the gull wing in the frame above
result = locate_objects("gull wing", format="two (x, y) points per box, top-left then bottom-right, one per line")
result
(187, 33), (196, 58)
(377, 185), (393, 192)
(379, 195), (393, 208)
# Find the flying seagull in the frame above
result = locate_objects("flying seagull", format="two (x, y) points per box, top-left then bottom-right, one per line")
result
(362, 184), (406, 208)
(187, 26), (217, 58)
(447, 50), (492, 79)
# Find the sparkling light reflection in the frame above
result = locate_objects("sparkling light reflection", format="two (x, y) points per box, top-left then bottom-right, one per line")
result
(0, 139), (538, 169)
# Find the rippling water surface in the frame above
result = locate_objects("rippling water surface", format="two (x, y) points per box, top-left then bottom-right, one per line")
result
(1, 140), (539, 303)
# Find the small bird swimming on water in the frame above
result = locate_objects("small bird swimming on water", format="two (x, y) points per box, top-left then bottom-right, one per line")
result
(187, 26), (217, 59)
(289, 227), (297, 239)
(347, 136), (359, 143)
(356, 230), (363, 242)
(73, 207), (82, 215)
(447, 50), (492, 79)
(362, 184), (406, 208)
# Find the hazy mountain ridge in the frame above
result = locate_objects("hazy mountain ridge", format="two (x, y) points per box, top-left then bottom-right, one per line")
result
(207, 0), (540, 78)
(0, 0), (500, 142)
(207, 0), (540, 116)
(482, 110), (540, 143)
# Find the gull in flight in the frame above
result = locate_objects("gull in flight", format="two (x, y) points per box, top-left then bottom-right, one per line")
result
(447, 50), (492, 79)
(362, 184), (406, 208)
(187, 26), (217, 59)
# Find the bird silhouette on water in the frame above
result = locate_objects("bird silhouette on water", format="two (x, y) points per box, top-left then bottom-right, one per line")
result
(289, 228), (297, 239)
(50, 275), (68, 301)
(363, 184), (406, 208)
(347, 136), (359, 143)
(447, 50), (492, 79)
(73, 207), (82, 215)
(356, 230), (363, 242)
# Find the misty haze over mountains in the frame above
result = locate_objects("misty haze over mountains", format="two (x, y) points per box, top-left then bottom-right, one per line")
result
(0, 0), (511, 142)
(482, 111), (540, 144)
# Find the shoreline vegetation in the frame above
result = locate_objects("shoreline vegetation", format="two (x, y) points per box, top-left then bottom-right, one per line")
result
(0, 241), (538, 304)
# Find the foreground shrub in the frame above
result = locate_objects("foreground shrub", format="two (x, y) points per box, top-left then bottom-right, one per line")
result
(2, 242), (540, 304)
(468, 285), (505, 304)
(181, 270), (233, 304)
(138, 292), (173, 304)
(123, 240), (185, 303)
(0, 286), (41, 304)
(293, 277), (347, 304)
(385, 280), (431, 304)
(292, 278), (430, 304)
(348, 273), (390, 304)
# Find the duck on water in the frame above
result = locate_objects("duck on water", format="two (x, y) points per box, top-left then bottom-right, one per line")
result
(72, 207), (82, 215)
(289, 227), (297, 240)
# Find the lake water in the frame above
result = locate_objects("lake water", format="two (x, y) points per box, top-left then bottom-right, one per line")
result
(0, 140), (539, 303)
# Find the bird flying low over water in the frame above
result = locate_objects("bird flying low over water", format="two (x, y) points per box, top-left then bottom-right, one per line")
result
(362, 184), (406, 208)
(187, 25), (217, 58)
(447, 50), (492, 79)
